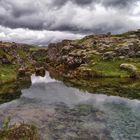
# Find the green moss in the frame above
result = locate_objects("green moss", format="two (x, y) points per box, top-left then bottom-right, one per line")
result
(89, 60), (130, 77)
(76, 38), (86, 45)
(30, 47), (48, 52)
(34, 56), (47, 63)
(0, 50), (5, 56)
(92, 45), (97, 49)
(17, 49), (27, 59)
(0, 49), (14, 62)
(0, 65), (18, 84)
(89, 54), (102, 62)
(83, 54), (140, 78)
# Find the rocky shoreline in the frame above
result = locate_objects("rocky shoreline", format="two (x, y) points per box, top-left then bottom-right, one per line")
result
(47, 29), (140, 80)
(0, 29), (140, 90)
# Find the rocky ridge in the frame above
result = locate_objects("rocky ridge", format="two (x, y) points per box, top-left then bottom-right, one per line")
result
(0, 42), (48, 84)
(47, 29), (140, 79)
(1, 29), (140, 84)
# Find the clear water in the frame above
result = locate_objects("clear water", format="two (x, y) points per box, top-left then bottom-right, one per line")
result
(0, 72), (140, 140)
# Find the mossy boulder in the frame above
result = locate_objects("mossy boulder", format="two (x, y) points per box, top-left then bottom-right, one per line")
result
(120, 63), (140, 79)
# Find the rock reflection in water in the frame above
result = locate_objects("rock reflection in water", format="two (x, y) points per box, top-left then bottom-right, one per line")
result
(49, 70), (140, 99)
(0, 78), (31, 104)
(0, 72), (139, 140)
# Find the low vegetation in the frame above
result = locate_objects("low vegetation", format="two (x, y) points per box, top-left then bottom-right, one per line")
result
(0, 65), (17, 84)
(0, 117), (40, 140)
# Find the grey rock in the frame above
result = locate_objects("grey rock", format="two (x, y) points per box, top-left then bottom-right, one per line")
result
(103, 51), (116, 60)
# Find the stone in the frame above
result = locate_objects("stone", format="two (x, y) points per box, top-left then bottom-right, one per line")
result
(120, 63), (140, 78)
(128, 51), (136, 57)
(136, 51), (140, 57)
(18, 67), (27, 77)
(120, 63), (137, 71)
(35, 67), (46, 77)
(103, 51), (116, 60)
(115, 46), (130, 56)
(62, 45), (74, 51)
(119, 56), (125, 59)
(1, 58), (11, 64)
(67, 56), (83, 69)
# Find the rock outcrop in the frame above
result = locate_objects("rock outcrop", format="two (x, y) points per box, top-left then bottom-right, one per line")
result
(47, 29), (140, 79)
(0, 41), (48, 84)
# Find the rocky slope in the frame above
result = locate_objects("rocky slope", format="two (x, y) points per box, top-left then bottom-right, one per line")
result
(0, 41), (48, 84)
(47, 29), (140, 79)
(0, 29), (140, 99)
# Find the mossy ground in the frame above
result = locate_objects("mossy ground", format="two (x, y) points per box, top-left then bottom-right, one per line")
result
(88, 59), (130, 78)
(0, 65), (17, 84)
(0, 46), (48, 85)
(83, 54), (140, 78)
(0, 123), (39, 140)
(0, 79), (31, 104)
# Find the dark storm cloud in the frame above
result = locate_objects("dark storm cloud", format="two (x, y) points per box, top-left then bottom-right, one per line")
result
(0, 0), (140, 46)
(0, 0), (139, 32)
(51, 0), (93, 7)
(50, 0), (138, 8)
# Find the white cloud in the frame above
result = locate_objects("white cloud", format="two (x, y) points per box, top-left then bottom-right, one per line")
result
(0, 25), (83, 46)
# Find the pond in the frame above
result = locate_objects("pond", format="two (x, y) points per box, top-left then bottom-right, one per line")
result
(0, 72), (140, 140)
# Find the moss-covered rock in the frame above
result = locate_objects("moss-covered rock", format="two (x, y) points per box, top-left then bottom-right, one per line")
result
(120, 63), (140, 78)
(47, 29), (140, 80)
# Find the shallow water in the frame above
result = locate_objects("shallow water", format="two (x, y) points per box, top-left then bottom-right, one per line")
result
(0, 72), (140, 140)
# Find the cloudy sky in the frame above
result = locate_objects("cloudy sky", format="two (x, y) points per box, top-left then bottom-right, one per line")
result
(0, 0), (140, 46)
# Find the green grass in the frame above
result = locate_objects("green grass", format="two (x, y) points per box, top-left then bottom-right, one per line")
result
(0, 65), (17, 84)
(82, 52), (140, 78)
(85, 55), (140, 78)
(30, 47), (48, 52)
(18, 49), (27, 59)
(0, 49), (5, 56)
(89, 60), (130, 77)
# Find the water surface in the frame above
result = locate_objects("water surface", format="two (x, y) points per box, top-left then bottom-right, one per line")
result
(0, 72), (140, 140)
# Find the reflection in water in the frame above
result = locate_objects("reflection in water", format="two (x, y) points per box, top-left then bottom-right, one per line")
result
(49, 70), (140, 99)
(0, 79), (31, 104)
(31, 72), (57, 84)
(0, 72), (140, 140)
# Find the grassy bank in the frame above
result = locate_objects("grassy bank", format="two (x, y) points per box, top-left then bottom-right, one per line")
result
(0, 65), (18, 85)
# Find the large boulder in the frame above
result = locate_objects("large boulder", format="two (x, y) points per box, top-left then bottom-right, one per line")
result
(120, 63), (140, 78)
